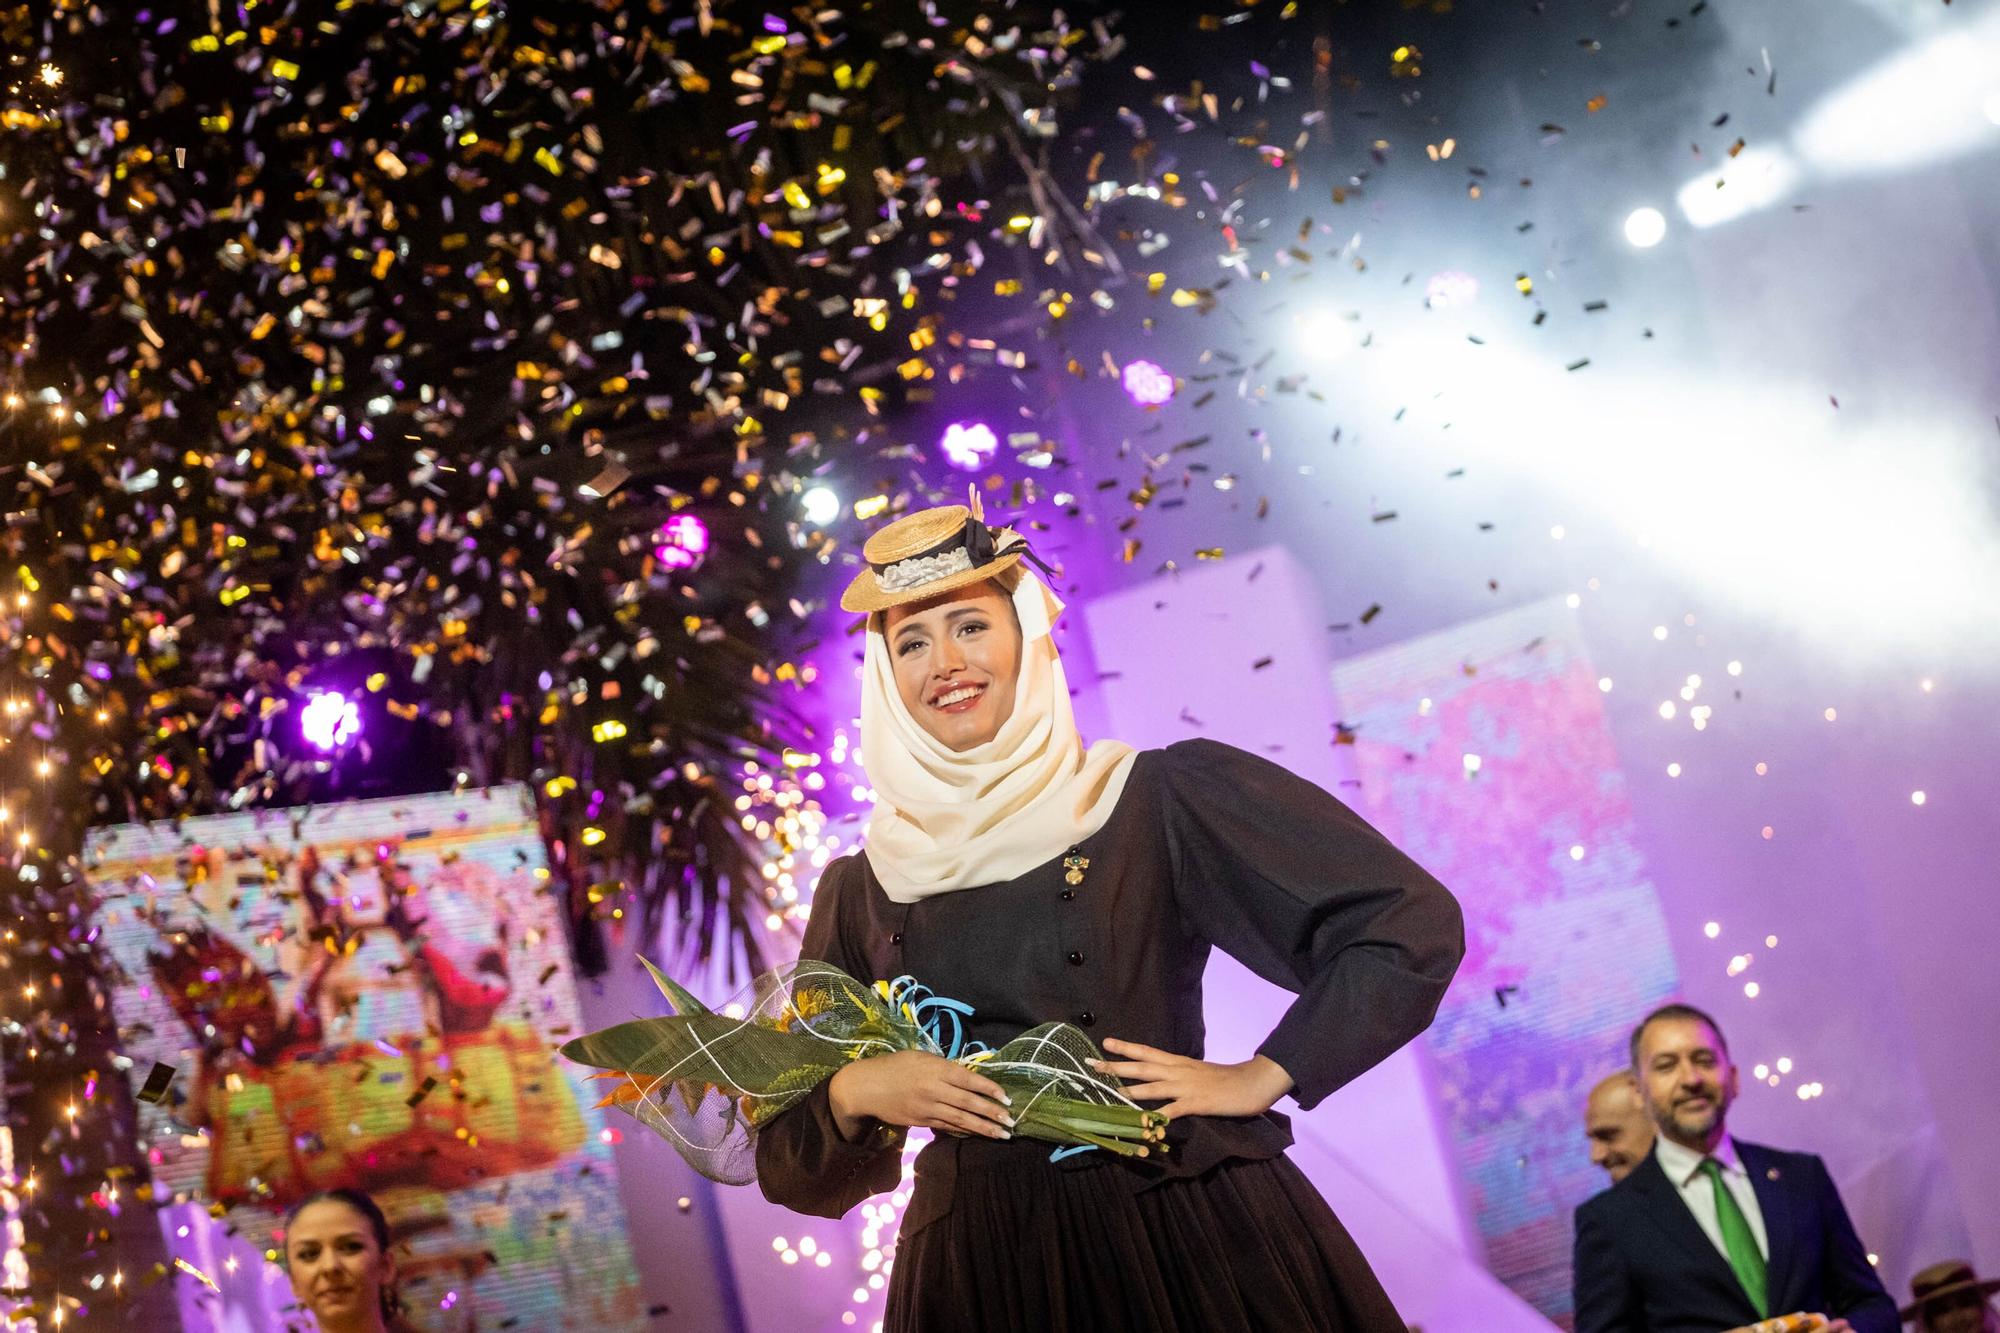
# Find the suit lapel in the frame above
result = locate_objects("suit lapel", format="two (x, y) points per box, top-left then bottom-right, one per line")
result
(1740, 1141), (1799, 1310)
(1626, 1149), (1755, 1311)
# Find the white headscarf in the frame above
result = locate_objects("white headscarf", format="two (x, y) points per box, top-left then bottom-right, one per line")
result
(858, 568), (1138, 902)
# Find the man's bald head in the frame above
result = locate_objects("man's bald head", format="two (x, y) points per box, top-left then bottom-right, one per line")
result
(1584, 1071), (1654, 1184)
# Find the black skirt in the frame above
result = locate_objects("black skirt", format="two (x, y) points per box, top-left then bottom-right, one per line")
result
(884, 1146), (1407, 1333)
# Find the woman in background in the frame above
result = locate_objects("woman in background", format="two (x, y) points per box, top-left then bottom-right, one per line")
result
(282, 1188), (415, 1333)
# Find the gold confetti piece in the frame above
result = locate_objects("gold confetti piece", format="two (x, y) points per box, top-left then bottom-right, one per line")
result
(174, 1257), (219, 1291)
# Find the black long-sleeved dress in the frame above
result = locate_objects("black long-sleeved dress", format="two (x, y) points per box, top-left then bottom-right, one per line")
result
(756, 738), (1465, 1332)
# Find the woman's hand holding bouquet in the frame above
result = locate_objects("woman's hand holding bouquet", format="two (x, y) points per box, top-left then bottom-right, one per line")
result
(560, 960), (1168, 1185)
(827, 1050), (1014, 1144)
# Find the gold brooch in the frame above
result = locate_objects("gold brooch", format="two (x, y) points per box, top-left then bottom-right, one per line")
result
(1063, 849), (1090, 886)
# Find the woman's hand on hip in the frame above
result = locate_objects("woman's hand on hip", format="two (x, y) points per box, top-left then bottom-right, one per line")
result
(1087, 1040), (1295, 1119)
(827, 1050), (1014, 1143)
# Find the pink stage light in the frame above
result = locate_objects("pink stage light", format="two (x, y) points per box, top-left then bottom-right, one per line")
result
(654, 512), (711, 571)
(1120, 359), (1175, 406)
(940, 420), (998, 470)
(301, 691), (361, 751)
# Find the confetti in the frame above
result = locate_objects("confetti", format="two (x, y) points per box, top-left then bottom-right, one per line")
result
(0, 1), (1861, 1321)
(173, 1257), (219, 1292)
(135, 1061), (178, 1105)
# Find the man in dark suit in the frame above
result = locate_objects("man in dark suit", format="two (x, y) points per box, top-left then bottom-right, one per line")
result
(1573, 1003), (1897, 1333)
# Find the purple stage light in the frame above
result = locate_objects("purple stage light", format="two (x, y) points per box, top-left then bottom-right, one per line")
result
(940, 420), (998, 470)
(1121, 359), (1175, 407)
(654, 511), (711, 571)
(301, 691), (361, 751)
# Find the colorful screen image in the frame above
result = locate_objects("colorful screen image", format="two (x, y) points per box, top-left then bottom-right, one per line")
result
(85, 785), (645, 1330)
(1329, 599), (1681, 1320)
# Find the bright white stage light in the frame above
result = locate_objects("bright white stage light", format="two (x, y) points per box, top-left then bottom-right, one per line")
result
(1792, 21), (2000, 178)
(1661, 16), (2000, 230)
(1345, 333), (2000, 655)
(801, 486), (841, 525)
(1423, 270), (1480, 309)
(1675, 146), (1803, 229)
(1293, 309), (1362, 360)
(1623, 207), (1667, 248)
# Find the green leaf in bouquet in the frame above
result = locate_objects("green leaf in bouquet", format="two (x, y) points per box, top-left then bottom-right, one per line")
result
(560, 1014), (830, 1092)
(639, 956), (714, 1017)
(745, 1061), (847, 1126)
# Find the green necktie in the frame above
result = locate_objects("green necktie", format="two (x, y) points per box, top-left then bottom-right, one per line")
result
(1700, 1157), (1769, 1318)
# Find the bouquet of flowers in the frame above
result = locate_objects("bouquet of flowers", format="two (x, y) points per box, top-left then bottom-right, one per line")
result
(559, 958), (1167, 1184)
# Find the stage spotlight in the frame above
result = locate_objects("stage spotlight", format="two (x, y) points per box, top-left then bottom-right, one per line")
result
(1293, 309), (1362, 359)
(1623, 207), (1667, 249)
(301, 691), (361, 751)
(1372, 337), (2000, 651)
(938, 420), (999, 470)
(1792, 19), (2000, 178)
(653, 512), (710, 571)
(801, 486), (841, 525)
(1423, 271), (1480, 309)
(1120, 360), (1175, 406)
(1675, 146), (1802, 228)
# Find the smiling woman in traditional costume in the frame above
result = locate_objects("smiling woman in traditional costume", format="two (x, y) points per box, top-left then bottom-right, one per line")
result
(752, 497), (1466, 1332)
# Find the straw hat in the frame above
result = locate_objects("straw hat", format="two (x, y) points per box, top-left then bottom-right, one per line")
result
(840, 493), (1045, 614)
(1902, 1260), (2000, 1323)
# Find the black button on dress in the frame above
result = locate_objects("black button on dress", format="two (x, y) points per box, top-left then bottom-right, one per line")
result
(754, 739), (1465, 1332)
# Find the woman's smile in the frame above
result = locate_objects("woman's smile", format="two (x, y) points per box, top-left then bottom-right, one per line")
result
(930, 682), (987, 712)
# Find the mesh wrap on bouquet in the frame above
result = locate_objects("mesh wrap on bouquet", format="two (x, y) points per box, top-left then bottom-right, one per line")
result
(559, 958), (1168, 1185)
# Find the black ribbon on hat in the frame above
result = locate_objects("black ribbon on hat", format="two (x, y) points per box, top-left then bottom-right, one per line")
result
(870, 513), (1059, 586)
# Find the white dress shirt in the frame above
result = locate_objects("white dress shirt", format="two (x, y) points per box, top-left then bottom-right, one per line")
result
(1653, 1133), (1771, 1263)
